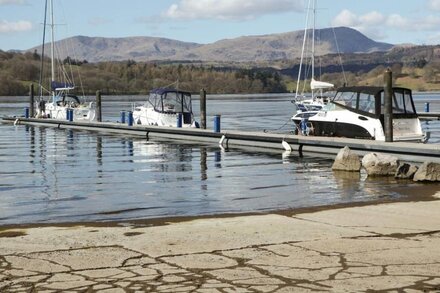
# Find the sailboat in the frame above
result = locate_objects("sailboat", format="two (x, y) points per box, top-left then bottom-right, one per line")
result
(293, 0), (334, 113)
(37, 0), (96, 121)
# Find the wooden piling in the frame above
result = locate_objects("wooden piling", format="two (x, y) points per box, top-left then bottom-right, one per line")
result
(96, 90), (102, 122)
(384, 68), (393, 142)
(200, 88), (207, 129)
(29, 84), (35, 118)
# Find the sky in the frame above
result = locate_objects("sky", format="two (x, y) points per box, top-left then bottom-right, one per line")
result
(1, 0), (440, 51)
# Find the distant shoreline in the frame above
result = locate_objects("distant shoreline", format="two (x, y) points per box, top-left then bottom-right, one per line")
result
(2, 91), (440, 103)
(0, 93), (295, 103)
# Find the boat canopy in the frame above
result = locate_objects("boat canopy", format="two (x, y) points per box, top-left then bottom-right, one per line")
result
(147, 88), (192, 114)
(149, 88), (191, 96)
(310, 79), (334, 90)
(332, 86), (418, 118)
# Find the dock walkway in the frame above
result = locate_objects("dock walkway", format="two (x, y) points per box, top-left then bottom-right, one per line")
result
(3, 116), (440, 163)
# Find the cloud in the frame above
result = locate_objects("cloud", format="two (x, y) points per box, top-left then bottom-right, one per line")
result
(385, 14), (440, 31)
(332, 9), (358, 27)
(428, 0), (440, 11)
(359, 11), (386, 26)
(331, 10), (387, 40)
(0, 0), (26, 5)
(0, 20), (32, 33)
(332, 9), (440, 41)
(163, 0), (303, 21)
(332, 10), (385, 28)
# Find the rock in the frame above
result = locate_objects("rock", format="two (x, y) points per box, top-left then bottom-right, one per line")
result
(395, 163), (418, 179)
(361, 153), (399, 176)
(413, 162), (440, 182)
(332, 146), (361, 172)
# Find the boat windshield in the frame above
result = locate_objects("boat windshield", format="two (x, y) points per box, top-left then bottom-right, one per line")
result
(333, 91), (357, 108)
(54, 94), (81, 106)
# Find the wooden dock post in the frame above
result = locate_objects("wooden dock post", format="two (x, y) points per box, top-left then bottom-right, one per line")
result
(384, 68), (393, 142)
(96, 90), (102, 122)
(200, 88), (207, 129)
(29, 83), (34, 118)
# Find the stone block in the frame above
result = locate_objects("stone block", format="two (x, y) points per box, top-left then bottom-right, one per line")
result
(362, 153), (399, 176)
(413, 162), (440, 182)
(332, 146), (361, 172)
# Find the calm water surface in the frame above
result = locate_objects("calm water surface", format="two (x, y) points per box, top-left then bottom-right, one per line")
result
(1, 95), (439, 225)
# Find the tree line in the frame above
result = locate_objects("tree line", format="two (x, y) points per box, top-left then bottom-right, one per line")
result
(0, 51), (286, 96)
(1, 46), (440, 96)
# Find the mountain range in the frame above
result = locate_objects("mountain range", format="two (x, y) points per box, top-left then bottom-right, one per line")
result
(30, 27), (394, 63)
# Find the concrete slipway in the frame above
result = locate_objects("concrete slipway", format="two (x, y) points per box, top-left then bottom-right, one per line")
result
(1, 200), (440, 291)
(2, 116), (440, 163)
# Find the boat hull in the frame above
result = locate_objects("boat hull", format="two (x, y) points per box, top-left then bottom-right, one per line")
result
(292, 110), (425, 142)
(293, 119), (373, 139)
(45, 103), (96, 121)
(133, 106), (196, 127)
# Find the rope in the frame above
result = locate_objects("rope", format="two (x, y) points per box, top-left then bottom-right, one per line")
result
(332, 27), (347, 85)
(263, 118), (293, 134)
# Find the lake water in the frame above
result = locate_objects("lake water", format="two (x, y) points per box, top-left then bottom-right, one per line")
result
(1, 94), (440, 225)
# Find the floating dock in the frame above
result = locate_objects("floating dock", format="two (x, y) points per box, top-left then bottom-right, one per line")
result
(2, 116), (440, 163)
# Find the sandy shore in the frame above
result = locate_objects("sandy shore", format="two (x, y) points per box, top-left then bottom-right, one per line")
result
(1, 200), (440, 292)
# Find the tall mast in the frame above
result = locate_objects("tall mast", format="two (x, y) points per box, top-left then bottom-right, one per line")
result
(38, 0), (48, 98)
(311, 0), (316, 98)
(50, 0), (55, 97)
(294, 0), (312, 100)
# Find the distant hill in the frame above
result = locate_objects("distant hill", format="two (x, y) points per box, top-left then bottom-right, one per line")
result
(29, 27), (393, 63)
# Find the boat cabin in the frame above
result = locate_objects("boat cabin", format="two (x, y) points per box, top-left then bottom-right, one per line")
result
(54, 94), (81, 107)
(147, 88), (193, 124)
(331, 86), (418, 119)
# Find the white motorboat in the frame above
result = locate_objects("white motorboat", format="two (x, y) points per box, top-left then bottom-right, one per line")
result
(133, 88), (199, 127)
(36, 0), (96, 121)
(292, 86), (426, 142)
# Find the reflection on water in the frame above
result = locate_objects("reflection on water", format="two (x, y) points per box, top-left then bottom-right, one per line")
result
(1, 96), (440, 225)
(0, 123), (437, 225)
(333, 171), (361, 197)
